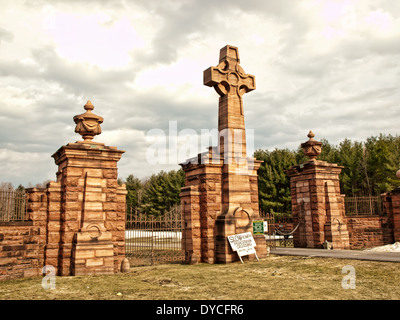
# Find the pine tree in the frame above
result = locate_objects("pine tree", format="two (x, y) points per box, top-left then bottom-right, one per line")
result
(123, 174), (143, 214)
(255, 148), (297, 215)
(365, 134), (400, 195)
(123, 169), (185, 217)
(335, 139), (364, 196)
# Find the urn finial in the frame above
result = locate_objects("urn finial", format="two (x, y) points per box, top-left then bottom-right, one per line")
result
(73, 100), (104, 142)
(301, 130), (322, 160)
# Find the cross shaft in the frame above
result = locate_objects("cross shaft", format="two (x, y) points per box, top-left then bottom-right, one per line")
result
(204, 45), (255, 120)
(203, 45), (255, 160)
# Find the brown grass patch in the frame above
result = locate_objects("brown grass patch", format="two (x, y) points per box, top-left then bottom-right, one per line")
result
(1, 255), (399, 300)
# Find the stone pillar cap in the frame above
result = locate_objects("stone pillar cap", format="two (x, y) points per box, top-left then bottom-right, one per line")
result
(301, 130), (323, 160)
(73, 100), (104, 142)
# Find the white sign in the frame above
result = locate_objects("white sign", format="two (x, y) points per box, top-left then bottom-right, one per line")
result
(237, 246), (256, 256)
(263, 221), (268, 232)
(227, 232), (259, 263)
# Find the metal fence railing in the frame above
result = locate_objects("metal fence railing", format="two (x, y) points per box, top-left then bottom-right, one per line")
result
(125, 206), (185, 265)
(344, 196), (384, 216)
(259, 211), (294, 248)
(0, 189), (27, 222)
(125, 207), (298, 263)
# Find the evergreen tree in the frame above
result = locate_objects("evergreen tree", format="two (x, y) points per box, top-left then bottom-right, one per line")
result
(122, 169), (185, 217)
(121, 134), (400, 217)
(335, 139), (364, 196)
(318, 138), (339, 164)
(364, 134), (400, 195)
(15, 184), (25, 193)
(255, 148), (297, 215)
(123, 174), (143, 214)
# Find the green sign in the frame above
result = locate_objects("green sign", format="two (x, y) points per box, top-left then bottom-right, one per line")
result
(253, 220), (264, 235)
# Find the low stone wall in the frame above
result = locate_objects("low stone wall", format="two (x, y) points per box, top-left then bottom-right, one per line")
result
(345, 216), (394, 250)
(271, 222), (294, 234)
(0, 222), (42, 280)
(0, 101), (129, 280)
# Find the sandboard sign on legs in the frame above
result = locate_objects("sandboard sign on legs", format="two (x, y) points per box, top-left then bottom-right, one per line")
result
(227, 232), (259, 263)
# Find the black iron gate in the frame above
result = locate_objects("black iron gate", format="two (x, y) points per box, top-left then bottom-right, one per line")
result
(125, 206), (185, 265)
(125, 208), (297, 265)
(260, 212), (295, 248)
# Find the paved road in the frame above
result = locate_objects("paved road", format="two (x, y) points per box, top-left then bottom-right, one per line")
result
(271, 247), (400, 262)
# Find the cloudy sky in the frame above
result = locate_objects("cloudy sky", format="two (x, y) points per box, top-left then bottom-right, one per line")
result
(1, 0), (399, 187)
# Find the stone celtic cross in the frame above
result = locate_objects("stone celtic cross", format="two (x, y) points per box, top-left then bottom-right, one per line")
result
(203, 45), (255, 158)
(179, 45), (268, 265)
(204, 45), (255, 125)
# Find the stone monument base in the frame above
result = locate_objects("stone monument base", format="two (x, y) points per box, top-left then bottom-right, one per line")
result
(72, 227), (114, 276)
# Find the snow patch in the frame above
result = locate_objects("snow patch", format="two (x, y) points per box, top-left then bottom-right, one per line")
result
(365, 242), (400, 252)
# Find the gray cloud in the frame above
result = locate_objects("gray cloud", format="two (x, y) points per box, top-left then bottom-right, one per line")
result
(1, 0), (400, 187)
(0, 27), (13, 45)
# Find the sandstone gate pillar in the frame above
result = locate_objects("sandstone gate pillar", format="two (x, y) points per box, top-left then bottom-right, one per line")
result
(28, 101), (127, 276)
(180, 45), (268, 264)
(381, 171), (400, 243)
(286, 131), (350, 249)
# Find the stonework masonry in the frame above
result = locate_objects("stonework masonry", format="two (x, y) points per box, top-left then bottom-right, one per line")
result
(381, 188), (400, 243)
(180, 45), (268, 264)
(3, 50), (400, 279)
(25, 101), (127, 276)
(287, 133), (350, 250)
(0, 222), (42, 280)
(345, 215), (393, 250)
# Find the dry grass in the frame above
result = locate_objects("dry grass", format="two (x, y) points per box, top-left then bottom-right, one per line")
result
(1, 255), (400, 300)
